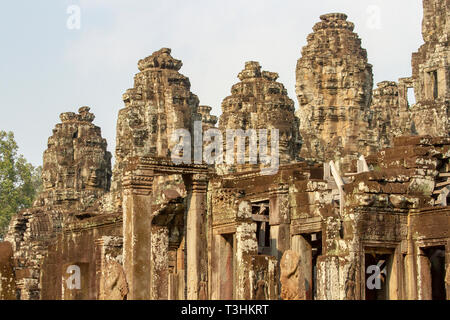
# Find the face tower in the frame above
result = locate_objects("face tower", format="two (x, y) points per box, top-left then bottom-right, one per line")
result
(295, 13), (374, 171)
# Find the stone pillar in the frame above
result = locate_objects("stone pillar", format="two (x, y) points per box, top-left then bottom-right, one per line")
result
(177, 238), (186, 299)
(404, 215), (418, 300)
(291, 235), (312, 299)
(150, 225), (169, 300)
(280, 250), (306, 300)
(316, 255), (341, 300)
(95, 236), (128, 300)
(405, 252), (418, 299)
(418, 253), (432, 300)
(235, 201), (258, 300)
(122, 167), (154, 300)
(183, 173), (208, 300)
(269, 186), (290, 260)
(385, 251), (398, 300)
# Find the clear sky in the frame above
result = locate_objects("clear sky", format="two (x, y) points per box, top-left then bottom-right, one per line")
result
(0, 0), (424, 166)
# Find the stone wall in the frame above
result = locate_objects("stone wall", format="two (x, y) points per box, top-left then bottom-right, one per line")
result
(40, 215), (122, 300)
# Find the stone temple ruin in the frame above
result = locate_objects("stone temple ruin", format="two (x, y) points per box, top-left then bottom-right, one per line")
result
(0, 0), (449, 300)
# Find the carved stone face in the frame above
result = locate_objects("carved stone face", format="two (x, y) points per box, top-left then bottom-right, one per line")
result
(297, 91), (309, 106)
(356, 87), (366, 103)
(87, 169), (98, 188)
(42, 170), (54, 189)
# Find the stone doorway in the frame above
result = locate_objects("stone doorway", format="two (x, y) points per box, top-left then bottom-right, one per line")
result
(220, 233), (235, 300)
(423, 246), (446, 300)
(251, 200), (271, 255)
(363, 247), (401, 300)
(291, 232), (322, 300)
(364, 253), (390, 300)
(212, 232), (235, 300)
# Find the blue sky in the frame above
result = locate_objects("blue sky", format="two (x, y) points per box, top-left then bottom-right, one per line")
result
(0, 0), (423, 166)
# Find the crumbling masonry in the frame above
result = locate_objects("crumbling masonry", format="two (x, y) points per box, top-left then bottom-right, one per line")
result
(0, 0), (449, 300)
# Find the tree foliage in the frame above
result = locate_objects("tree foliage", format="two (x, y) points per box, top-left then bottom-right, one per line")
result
(0, 131), (42, 239)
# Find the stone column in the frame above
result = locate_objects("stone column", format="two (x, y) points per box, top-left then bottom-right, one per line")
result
(316, 255), (341, 300)
(122, 167), (154, 300)
(235, 201), (258, 300)
(404, 215), (418, 300)
(291, 235), (312, 299)
(418, 253), (432, 300)
(280, 250), (306, 300)
(269, 186), (291, 260)
(183, 173), (208, 300)
(150, 225), (169, 300)
(389, 249), (401, 300)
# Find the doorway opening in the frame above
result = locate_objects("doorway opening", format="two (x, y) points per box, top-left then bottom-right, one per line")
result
(427, 70), (439, 100)
(251, 200), (271, 255)
(303, 232), (322, 300)
(219, 233), (235, 300)
(407, 87), (416, 108)
(291, 232), (322, 300)
(423, 246), (446, 300)
(364, 251), (393, 300)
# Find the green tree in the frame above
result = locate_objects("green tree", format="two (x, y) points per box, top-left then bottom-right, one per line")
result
(0, 131), (42, 239)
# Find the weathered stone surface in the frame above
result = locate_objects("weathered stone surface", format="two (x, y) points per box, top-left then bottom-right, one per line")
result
(111, 48), (204, 195)
(100, 260), (128, 300)
(368, 81), (411, 149)
(218, 61), (301, 174)
(38, 106), (112, 210)
(295, 13), (374, 172)
(2, 107), (113, 300)
(0, 241), (16, 300)
(96, 236), (128, 300)
(197, 105), (218, 131)
(346, 136), (450, 210)
(410, 0), (450, 136)
(1, 2), (449, 302)
(280, 250), (305, 300)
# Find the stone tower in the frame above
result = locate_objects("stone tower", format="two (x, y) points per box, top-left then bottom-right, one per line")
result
(111, 48), (201, 192)
(410, 0), (450, 136)
(197, 105), (218, 131)
(5, 107), (111, 300)
(368, 81), (402, 150)
(39, 106), (112, 209)
(295, 13), (374, 171)
(218, 61), (301, 174)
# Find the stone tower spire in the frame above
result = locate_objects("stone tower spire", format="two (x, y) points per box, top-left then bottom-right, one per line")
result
(219, 61), (301, 174)
(410, 0), (450, 136)
(111, 48), (200, 192)
(39, 106), (112, 209)
(295, 13), (374, 171)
